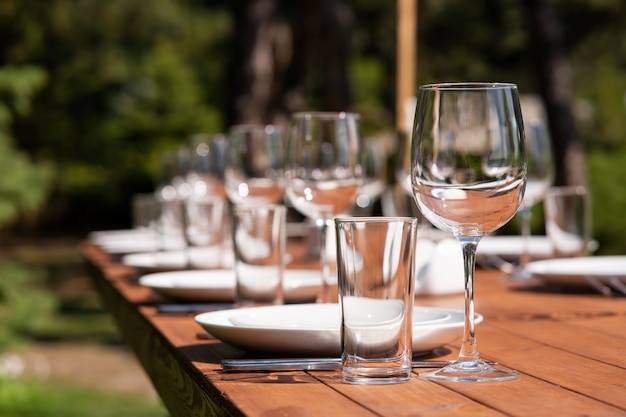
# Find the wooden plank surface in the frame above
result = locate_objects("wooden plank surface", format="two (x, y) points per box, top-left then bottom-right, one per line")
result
(81, 240), (626, 416)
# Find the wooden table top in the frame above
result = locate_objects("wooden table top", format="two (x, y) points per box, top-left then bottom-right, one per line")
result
(80, 239), (626, 417)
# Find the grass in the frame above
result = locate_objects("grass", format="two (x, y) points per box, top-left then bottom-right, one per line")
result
(0, 377), (167, 417)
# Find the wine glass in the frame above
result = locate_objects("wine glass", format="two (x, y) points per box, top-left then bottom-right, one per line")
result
(187, 134), (228, 200)
(411, 83), (526, 382)
(516, 119), (554, 270)
(187, 134), (231, 267)
(224, 124), (285, 206)
(352, 138), (386, 216)
(285, 112), (363, 303)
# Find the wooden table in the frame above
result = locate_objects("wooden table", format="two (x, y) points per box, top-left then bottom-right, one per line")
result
(81, 239), (626, 416)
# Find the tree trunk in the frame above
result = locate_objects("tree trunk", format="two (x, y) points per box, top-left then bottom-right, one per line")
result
(228, 0), (352, 126)
(227, 0), (288, 125)
(281, 0), (352, 114)
(522, 0), (586, 187)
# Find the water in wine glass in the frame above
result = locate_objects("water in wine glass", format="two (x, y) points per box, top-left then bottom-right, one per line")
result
(415, 179), (525, 236)
(411, 82), (525, 382)
(226, 176), (286, 206)
(285, 178), (360, 220)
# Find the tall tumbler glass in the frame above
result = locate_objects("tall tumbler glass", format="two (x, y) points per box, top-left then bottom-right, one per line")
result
(544, 185), (592, 258)
(335, 217), (418, 384)
(232, 204), (287, 306)
(184, 196), (225, 269)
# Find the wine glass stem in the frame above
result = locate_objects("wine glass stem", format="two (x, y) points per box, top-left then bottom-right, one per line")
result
(518, 206), (532, 268)
(458, 237), (481, 363)
(316, 217), (335, 303)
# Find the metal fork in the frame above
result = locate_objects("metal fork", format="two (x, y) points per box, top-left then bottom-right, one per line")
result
(583, 275), (626, 297)
(607, 276), (626, 296)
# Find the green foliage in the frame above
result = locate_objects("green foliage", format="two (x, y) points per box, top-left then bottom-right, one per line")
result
(587, 147), (626, 255)
(0, 262), (58, 352)
(0, 65), (52, 227)
(0, 377), (165, 417)
(2, 0), (232, 228)
(562, 0), (626, 252)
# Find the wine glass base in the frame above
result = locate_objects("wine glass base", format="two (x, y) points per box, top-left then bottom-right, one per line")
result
(502, 267), (543, 288)
(419, 360), (519, 382)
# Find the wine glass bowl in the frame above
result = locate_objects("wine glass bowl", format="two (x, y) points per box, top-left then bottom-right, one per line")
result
(411, 83), (526, 382)
(522, 120), (554, 206)
(516, 118), (554, 269)
(187, 134), (228, 200)
(225, 124), (285, 206)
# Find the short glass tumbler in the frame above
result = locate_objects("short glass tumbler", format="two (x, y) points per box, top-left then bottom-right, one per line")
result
(232, 204), (287, 306)
(335, 217), (418, 384)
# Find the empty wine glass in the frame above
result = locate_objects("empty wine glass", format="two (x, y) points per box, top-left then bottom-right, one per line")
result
(517, 119), (554, 270)
(187, 134), (231, 267)
(225, 124), (285, 206)
(352, 138), (386, 216)
(285, 112), (363, 302)
(411, 83), (526, 382)
(187, 134), (228, 200)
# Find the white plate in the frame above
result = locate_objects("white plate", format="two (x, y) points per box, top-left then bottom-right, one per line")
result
(122, 248), (233, 271)
(524, 256), (626, 286)
(98, 239), (159, 254)
(139, 269), (321, 303)
(90, 229), (159, 254)
(478, 235), (553, 260)
(195, 304), (483, 357)
(89, 229), (142, 240)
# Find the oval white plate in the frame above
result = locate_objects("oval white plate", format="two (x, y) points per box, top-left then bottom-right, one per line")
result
(228, 301), (450, 329)
(139, 269), (321, 303)
(524, 256), (626, 286)
(478, 235), (553, 260)
(122, 248), (232, 271)
(90, 229), (159, 254)
(195, 304), (482, 357)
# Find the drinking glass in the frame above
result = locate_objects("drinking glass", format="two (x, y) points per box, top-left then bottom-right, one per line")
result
(335, 217), (417, 384)
(516, 119), (554, 269)
(225, 124), (285, 206)
(411, 83), (526, 382)
(184, 196), (225, 269)
(544, 185), (592, 258)
(232, 204), (286, 306)
(131, 193), (159, 236)
(187, 134), (232, 267)
(285, 112), (363, 302)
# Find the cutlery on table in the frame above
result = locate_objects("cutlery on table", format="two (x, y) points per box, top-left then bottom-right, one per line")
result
(156, 303), (236, 314)
(221, 358), (497, 372)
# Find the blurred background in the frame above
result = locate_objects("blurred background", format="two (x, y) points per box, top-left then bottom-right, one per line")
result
(0, 0), (624, 415)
